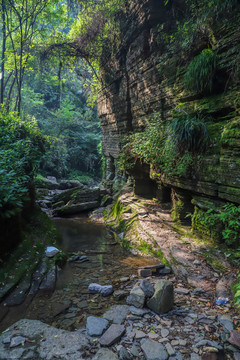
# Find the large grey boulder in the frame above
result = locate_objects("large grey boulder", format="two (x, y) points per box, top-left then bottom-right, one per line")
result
(147, 280), (174, 314)
(141, 339), (168, 360)
(126, 286), (145, 308)
(0, 319), (89, 360)
(86, 316), (109, 336)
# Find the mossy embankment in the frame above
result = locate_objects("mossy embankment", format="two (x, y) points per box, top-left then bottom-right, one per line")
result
(0, 207), (61, 301)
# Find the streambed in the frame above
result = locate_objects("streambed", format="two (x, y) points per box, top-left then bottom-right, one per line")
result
(0, 216), (158, 332)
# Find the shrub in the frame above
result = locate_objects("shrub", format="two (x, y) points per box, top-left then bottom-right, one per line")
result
(184, 49), (217, 94)
(120, 112), (210, 178)
(0, 110), (48, 218)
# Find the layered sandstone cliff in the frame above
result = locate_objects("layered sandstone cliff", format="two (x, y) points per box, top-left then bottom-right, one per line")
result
(98, 0), (240, 231)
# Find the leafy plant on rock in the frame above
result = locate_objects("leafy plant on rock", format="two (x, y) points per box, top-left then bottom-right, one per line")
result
(184, 49), (217, 94)
(168, 112), (210, 154)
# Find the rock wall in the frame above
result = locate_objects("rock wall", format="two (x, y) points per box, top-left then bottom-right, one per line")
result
(98, 0), (240, 216)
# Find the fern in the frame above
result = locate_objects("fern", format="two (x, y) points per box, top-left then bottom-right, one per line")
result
(184, 49), (217, 94)
(168, 113), (210, 154)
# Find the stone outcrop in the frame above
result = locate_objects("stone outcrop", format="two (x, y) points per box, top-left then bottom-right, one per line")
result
(52, 185), (102, 216)
(0, 319), (89, 360)
(98, 0), (240, 232)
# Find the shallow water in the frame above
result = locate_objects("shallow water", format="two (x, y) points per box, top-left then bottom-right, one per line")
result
(0, 216), (158, 332)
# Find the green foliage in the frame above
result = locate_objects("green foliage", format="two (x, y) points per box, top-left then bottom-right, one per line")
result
(192, 203), (240, 247)
(67, 170), (98, 185)
(120, 112), (209, 178)
(0, 109), (48, 218)
(184, 49), (217, 94)
(233, 274), (240, 307)
(168, 113), (210, 154)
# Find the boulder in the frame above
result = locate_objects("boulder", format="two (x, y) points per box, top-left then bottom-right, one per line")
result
(59, 180), (83, 190)
(126, 286), (145, 308)
(35, 176), (60, 190)
(147, 280), (174, 314)
(52, 185), (100, 205)
(53, 201), (99, 216)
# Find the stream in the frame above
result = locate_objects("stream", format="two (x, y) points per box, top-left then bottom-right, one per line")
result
(0, 215), (157, 332)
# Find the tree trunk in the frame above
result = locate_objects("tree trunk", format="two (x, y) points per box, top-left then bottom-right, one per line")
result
(0, 0), (6, 105)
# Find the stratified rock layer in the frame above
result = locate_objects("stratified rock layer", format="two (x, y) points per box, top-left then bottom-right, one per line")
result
(98, 0), (240, 231)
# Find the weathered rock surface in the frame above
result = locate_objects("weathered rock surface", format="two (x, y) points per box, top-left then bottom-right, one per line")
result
(103, 305), (129, 324)
(86, 316), (109, 336)
(88, 283), (114, 297)
(141, 339), (168, 360)
(139, 279), (154, 297)
(93, 348), (119, 360)
(126, 285), (145, 308)
(99, 324), (125, 346)
(228, 330), (240, 349)
(147, 280), (174, 314)
(59, 180), (83, 190)
(52, 185), (101, 216)
(0, 319), (89, 360)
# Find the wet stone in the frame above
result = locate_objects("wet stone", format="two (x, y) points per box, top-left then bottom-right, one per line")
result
(86, 316), (109, 336)
(99, 324), (125, 346)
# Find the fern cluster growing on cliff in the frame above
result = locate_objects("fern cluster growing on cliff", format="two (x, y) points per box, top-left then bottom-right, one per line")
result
(120, 112), (210, 178)
(184, 49), (217, 94)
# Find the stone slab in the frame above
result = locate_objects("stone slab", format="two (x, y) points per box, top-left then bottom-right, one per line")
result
(99, 324), (125, 346)
(103, 305), (129, 324)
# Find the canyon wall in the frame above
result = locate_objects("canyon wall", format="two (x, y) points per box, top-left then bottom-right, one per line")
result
(98, 0), (240, 225)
